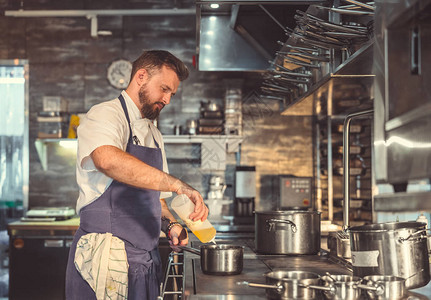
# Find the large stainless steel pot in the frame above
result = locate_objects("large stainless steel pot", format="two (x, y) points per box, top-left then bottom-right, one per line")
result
(255, 210), (321, 255)
(243, 270), (325, 300)
(180, 244), (244, 275)
(349, 221), (430, 289)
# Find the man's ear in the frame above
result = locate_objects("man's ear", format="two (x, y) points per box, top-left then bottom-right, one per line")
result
(134, 68), (148, 85)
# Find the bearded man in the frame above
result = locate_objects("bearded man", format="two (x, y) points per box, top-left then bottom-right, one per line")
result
(65, 50), (208, 300)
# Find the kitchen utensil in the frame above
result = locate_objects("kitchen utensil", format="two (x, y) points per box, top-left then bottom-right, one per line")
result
(291, 32), (346, 50)
(315, 6), (374, 16)
(295, 11), (367, 35)
(285, 43), (319, 54)
(321, 274), (362, 300)
(349, 221), (430, 289)
(208, 175), (227, 200)
(324, 32), (368, 39)
(283, 57), (321, 69)
(173, 125), (182, 135)
(360, 275), (406, 300)
(198, 126), (223, 134)
(171, 194), (216, 243)
(201, 101), (220, 112)
(198, 119), (223, 126)
(295, 28), (346, 45)
(186, 119), (197, 135)
(255, 210), (321, 255)
(240, 270), (323, 300)
(281, 51), (330, 62)
(270, 75), (310, 86)
(341, 0), (375, 11)
(270, 69), (313, 79)
(180, 244), (244, 275)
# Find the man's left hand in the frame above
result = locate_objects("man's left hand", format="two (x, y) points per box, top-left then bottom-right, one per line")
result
(168, 225), (188, 252)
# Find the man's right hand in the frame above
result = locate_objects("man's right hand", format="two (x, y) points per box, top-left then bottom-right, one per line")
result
(176, 184), (209, 222)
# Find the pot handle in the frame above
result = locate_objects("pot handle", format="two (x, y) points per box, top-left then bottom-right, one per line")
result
(398, 229), (428, 243)
(298, 284), (336, 294)
(356, 283), (385, 295)
(178, 246), (201, 256)
(237, 281), (284, 293)
(266, 219), (297, 233)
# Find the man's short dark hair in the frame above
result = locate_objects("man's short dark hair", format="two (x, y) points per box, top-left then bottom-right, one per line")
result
(130, 50), (189, 82)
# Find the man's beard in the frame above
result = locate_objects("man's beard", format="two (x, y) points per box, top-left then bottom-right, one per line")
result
(138, 84), (164, 120)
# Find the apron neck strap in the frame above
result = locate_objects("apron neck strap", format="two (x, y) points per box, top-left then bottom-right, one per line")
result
(118, 93), (160, 148)
(118, 94), (134, 145)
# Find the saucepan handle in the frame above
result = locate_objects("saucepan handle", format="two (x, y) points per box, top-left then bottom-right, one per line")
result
(178, 246), (201, 256)
(298, 284), (336, 294)
(357, 284), (385, 295)
(237, 281), (284, 293)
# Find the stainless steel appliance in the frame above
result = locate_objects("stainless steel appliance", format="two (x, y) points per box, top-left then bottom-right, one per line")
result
(234, 166), (256, 224)
(279, 175), (312, 209)
(373, 0), (431, 211)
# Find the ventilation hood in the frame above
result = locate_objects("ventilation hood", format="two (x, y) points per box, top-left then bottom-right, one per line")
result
(196, 1), (324, 71)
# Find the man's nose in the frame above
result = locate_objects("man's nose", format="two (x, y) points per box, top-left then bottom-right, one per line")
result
(162, 93), (172, 105)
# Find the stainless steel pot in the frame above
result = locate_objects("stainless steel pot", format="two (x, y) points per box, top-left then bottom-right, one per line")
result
(242, 270), (324, 300)
(361, 275), (406, 300)
(349, 221), (430, 289)
(255, 210), (321, 255)
(321, 274), (362, 300)
(180, 244), (244, 275)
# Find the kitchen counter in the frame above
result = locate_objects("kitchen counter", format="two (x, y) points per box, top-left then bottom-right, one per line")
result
(181, 236), (431, 300)
(7, 217), (80, 237)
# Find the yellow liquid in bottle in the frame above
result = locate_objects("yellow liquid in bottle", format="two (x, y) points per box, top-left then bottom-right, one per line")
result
(192, 227), (217, 243)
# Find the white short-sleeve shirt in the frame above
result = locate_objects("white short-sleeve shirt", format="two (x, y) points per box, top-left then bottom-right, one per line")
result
(75, 90), (171, 213)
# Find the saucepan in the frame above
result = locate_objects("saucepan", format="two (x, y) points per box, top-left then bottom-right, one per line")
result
(320, 274), (363, 300)
(180, 244), (244, 275)
(361, 275), (406, 300)
(239, 270), (332, 300)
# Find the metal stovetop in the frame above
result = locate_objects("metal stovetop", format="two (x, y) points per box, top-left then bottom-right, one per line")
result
(183, 238), (431, 299)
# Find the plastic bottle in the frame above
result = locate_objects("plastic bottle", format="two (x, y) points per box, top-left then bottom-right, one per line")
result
(170, 194), (216, 243)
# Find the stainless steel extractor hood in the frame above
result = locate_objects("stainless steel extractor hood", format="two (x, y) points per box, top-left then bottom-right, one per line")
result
(196, 1), (324, 71)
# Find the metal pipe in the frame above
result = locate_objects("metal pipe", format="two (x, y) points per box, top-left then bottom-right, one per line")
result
(5, 8), (196, 17)
(343, 109), (373, 228)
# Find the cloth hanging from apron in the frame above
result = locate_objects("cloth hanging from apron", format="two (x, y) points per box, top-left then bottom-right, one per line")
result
(74, 232), (128, 300)
(66, 94), (164, 300)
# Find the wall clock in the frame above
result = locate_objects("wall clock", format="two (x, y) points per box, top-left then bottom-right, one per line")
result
(107, 59), (133, 89)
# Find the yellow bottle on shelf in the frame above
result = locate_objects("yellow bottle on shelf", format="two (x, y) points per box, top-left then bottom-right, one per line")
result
(171, 194), (216, 243)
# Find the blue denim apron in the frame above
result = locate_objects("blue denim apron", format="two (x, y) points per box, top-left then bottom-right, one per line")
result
(66, 94), (163, 300)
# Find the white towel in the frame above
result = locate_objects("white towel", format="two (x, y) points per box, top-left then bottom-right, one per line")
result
(74, 232), (129, 300)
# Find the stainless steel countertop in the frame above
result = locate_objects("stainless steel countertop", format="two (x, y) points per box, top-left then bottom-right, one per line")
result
(183, 238), (351, 299)
(181, 237), (431, 300)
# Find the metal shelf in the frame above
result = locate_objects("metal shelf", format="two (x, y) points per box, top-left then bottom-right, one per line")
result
(35, 135), (243, 171)
(281, 41), (375, 116)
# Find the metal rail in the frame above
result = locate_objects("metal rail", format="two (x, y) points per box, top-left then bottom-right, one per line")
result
(343, 109), (373, 228)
